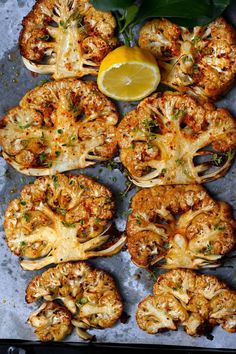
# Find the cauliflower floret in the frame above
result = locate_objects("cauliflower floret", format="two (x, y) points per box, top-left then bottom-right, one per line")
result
(4, 174), (126, 270)
(126, 185), (235, 269)
(117, 91), (236, 187)
(139, 17), (236, 101)
(209, 290), (236, 332)
(19, 0), (118, 79)
(153, 269), (196, 304)
(26, 261), (123, 340)
(28, 301), (73, 341)
(137, 270), (236, 336)
(0, 79), (118, 176)
(136, 293), (188, 334)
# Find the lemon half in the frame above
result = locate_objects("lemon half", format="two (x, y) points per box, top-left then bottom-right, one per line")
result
(97, 46), (161, 101)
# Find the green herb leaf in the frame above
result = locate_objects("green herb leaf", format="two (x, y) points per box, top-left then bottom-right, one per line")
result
(90, 0), (134, 11)
(135, 0), (210, 23)
(119, 5), (139, 33)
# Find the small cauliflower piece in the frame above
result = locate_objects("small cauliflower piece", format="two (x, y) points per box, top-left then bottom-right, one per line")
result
(4, 174), (126, 270)
(117, 91), (236, 187)
(26, 261), (123, 340)
(127, 184), (235, 269)
(19, 0), (118, 79)
(136, 293), (188, 334)
(28, 301), (73, 341)
(137, 269), (236, 336)
(209, 290), (236, 332)
(0, 79), (118, 176)
(139, 17), (236, 101)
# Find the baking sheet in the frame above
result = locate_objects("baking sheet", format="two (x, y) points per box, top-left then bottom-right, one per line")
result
(0, 0), (236, 348)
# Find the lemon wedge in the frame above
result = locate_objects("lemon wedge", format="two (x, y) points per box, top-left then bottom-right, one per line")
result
(97, 46), (161, 101)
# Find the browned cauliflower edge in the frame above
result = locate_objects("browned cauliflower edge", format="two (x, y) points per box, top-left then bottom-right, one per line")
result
(0, 79), (118, 176)
(126, 184), (236, 269)
(4, 173), (126, 270)
(28, 301), (73, 341)
(137, 269), (236, 336)
(19, 0), (118, 79)
(117, 91), (236, 187)
(139, 17), (236, 101)
(26, 261), (124, 341)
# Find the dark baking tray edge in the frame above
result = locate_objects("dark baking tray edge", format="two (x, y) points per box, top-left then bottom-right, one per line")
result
(0, 341), (236, 354)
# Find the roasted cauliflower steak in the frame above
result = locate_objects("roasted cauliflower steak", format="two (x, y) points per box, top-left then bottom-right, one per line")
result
(19, 0), (118, 79)
(0, 79), (118, 176)
(26, 261), (123, 340)
(137, 269), (236, 336)
(28, 301), (73, 341)
(4, 173), (126, 270)
(139, 17), (236, 101)
(117, 92), (236, 187)
(127, 184), (236, 269)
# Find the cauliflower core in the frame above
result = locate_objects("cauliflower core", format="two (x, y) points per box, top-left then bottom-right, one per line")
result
(26, 261), (123, 340)
(0, 79), (118, 176)
(19, 0), (118, 79)
(4, 173), (126, 270)
(117, 92), (236, 187)
(28, 301), (73, 341)
(127, 184), (235, 269)
(137, 269), (236, 336)
(139, 17), (236, 101)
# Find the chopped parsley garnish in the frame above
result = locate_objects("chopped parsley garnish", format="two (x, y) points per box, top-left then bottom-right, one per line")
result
(20, 200), (27, 206)
(105, 197), (112, 203)
(56, 207), (67, 215)
(38, 78), (49, 86)
(163, 242), (170, 250)
(182, 55), (193, 63)
(39, 152), (47, 163)
(213, 153), (223, 166)
(135, 214), (141, 225)
(55, 151), (61, 157)
(20, 176), (26, 183)
(149, 268), (159, 282)
(191, 36), (201, 45)
(95, 217), (102, 223)
(214, 224), (225, 231)
(19, 123), (31, 129)
(61, 221), (76, 228)
(57, 129), (63, 134)
(76, 297), (88, 306)
(161, 168), (167, 175)
(205, 242), (213, 254)
(52, 175), (59, 189)
(193, 64), (200, 74)
(171, 109), (186, 121)
(39, 34), (50, 41)
(23, 213), (30, 222)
